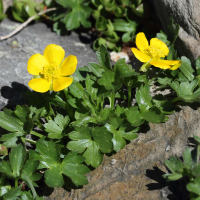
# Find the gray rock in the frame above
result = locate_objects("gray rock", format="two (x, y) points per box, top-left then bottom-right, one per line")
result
(148, 0), (200, 64)
(0, 18), (97, 107)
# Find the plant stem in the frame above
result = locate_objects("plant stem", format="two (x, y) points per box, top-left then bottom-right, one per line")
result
(15, 178), (18, 188)
(110, 91), (115, 109)
(35, 120), (45, 131)
(128, 86), (132, 108)
(24, 138), (36, 145)
(30, 131), (44, 138)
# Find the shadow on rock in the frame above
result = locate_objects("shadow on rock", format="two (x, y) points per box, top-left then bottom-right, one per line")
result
(146, 167), (190, 200)
(1, 82), (30, 110)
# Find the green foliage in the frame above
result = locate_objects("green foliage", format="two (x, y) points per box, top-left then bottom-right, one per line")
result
(12, 0), (44, 22)
(55, 0), (93, 30)
(163, 135), (200, 200)
(30, 139), (90, 187)
(0, 0), (6, 22)
(0, 106), (34, 147)
(67, 126), (113, 167)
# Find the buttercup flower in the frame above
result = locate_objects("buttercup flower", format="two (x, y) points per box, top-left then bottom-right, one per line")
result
(131, 32), (181, 72)
(27, 44), (77, 93)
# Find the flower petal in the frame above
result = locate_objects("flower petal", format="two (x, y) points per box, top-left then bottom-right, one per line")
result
(170, 62), (182, 70)
(27, 54), (49, 75)
(136, 32), (149, 52)
(150, 38), (169, 56)
(131, 48), (151, 62)
(60, 55), (77, 76)
(43, 44), (65, 67)
(53, 77), (73, 92)
(150, 60), (171, 69)
(28, 78), (51, 93)
(158, 59), (181, 65)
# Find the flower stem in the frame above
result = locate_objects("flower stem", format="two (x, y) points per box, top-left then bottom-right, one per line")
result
(128, 86), (132, 108)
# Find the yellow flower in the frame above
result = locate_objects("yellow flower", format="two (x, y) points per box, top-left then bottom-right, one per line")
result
(27, 44), (77, 93)
(131, 32), (181, 71)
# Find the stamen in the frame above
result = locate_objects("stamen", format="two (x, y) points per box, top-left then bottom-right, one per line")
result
(42, 63), (61, 82)
(144, 46), (165, 58)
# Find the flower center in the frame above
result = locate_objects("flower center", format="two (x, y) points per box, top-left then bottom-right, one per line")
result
(42, 63), (60, 82)
(144, 46), (165, 58)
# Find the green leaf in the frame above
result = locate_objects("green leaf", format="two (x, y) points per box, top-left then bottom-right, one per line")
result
(96, 16), (107, 31)
(183, 147), (193, 168)
(166, 173), (183, 181)
(0, 132), (23, 148)
(192, 163), (200, 177)
(0, 109), (23, 132)
(114, 58), (138, 78)
(21, 159), (42, 184)
(0, 160), (14, 177)
(88, 62), (104, 77)
(196, 56), (200, 75)
(62, 152), (90, 186)
(67, 126), (113, 167)
(125, 106), (144, 126)
(69, 81), (84, 98)
(135, 84), (153, 111)
(109, 116), (124, 130)
(194, 135), (200, 144)
(187, 177), (200, 195)
(3, 185), (22, 199)
(179, 56), (194, 81)
(170, 79), (200, 102)
(9, 144), (26, 177)
(105, 123), (138, 151)
(96, 45), (112, 71)
(62, 0), (92, 30)
(34, 139), (90, 187)
(164, 156), (184, 173)
(140, 107), (165, 123)
(85, 74), (98, 102)
(44, 114), (70, 139)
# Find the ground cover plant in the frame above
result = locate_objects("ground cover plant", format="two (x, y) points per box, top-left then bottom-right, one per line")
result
(1, 0), (158, 51)
(0, 28), (200, 198)
(1, 0), (200, 199)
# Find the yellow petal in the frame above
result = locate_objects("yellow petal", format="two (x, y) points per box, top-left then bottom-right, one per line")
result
(28, 78), (51, 93)
(170, 62), (182, 70)
(27, 54), (49, 75)
(158, 59), (181, 65)
(131, 48), (151, 62)
(150, 38), (169, 56)
(136, 32), (149, 52)
(53, 77), (73, 92)
(43, 44), (65, 67)
(60, 55), (77, 76)
(150, 60), (171, 69)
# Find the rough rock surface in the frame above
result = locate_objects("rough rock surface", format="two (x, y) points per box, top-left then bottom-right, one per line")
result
(44, 105), (200, 200)
(148, 0), (200, 63)
(0, 18), (97, 109)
